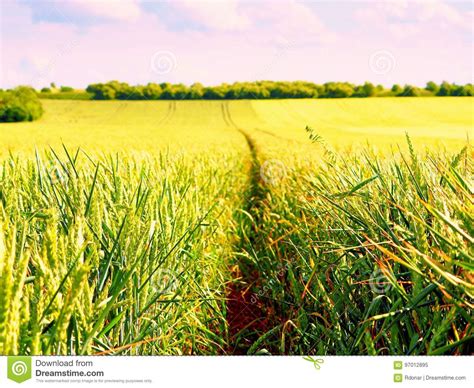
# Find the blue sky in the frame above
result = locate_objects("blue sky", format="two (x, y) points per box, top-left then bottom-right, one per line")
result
(1, 0), (473, 88)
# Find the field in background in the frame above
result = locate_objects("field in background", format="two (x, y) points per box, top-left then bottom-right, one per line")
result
(0, 97), (471, 155)
(0, 97), (472, 355)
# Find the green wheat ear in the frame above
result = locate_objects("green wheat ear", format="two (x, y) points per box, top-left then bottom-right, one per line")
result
(0, 222), (15, 354)
(0, 222), (8, 354)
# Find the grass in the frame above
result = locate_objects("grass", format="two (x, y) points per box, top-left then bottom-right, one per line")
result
(38, 91), (93, 100)
(0, 97), (472, 355)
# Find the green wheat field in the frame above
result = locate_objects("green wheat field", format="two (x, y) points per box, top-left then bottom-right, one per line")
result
(0, 97), (472, 355)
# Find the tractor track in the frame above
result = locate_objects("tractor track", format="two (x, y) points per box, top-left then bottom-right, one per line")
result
(222, 101), (303, 144)
(253, 127), (302, 144)
(221, 101), (274, 354)
(157, 100), (176, 127)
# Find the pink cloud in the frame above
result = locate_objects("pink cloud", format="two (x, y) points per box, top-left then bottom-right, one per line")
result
(354, 0), (472, 36)
(238, 1), (335, 45)
(170, 0), (251, 31)
(417, 0), (472, 30)
(60, 0), (142, 22)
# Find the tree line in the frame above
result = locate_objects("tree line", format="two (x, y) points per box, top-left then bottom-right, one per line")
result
(84, 80), (473, 100)
(1, 81), (472, 122)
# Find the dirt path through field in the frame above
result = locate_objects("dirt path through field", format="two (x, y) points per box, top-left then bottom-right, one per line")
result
(221, 101), (275, 354)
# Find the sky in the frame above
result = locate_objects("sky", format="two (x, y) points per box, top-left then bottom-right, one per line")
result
(1, 0), (473, 89)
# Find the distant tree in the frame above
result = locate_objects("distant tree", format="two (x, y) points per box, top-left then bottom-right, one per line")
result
(225, 83), (243, 99)
(391, 84), (403, 95)
(463, 84), (473, 96)
(128, 85), (145, 100)
(188, 83), (204, 99)
(115, 85), (133, 100)
(203, 87), (226, 99)
(60, 86), (74, 92)
(265, 82), (286, 99)
(86, 83), (116, 100)
(171, 84), (189, 99)
(399, 85), (421, 97)
(100, 86), (116, 100)
(437, 81), (452, 96)
(322, 82), (354, 98)
(450, 84), (473, 96)
(353, 82), (376, 97)
(160, 85), (175, 99)
(143, 83), (162, 99)
(41, 87), (51, 93)
(0, 86), (43, 122)
(425, 81), (439, 94)
(50, 82), (56, 89)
